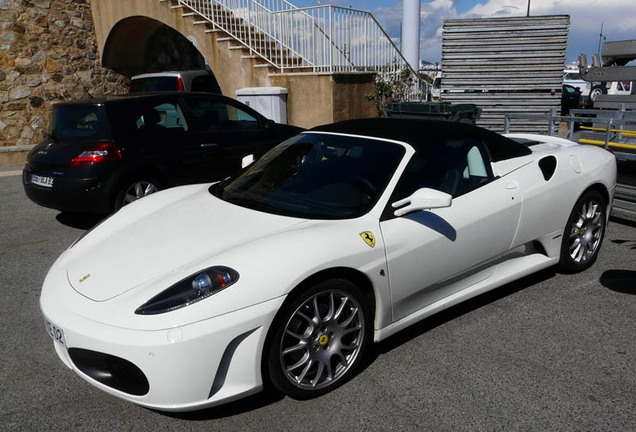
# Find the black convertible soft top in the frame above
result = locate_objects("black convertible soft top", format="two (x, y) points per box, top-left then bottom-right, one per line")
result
(310, 118), (532, 162)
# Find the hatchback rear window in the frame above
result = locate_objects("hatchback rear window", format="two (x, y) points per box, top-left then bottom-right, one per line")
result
(130, 77), (179, 92)
(49, 104), (111, 140)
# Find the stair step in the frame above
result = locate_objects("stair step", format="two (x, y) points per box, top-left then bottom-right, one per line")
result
(164, 1), (309, 74)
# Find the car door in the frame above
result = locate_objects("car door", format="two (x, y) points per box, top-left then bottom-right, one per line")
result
(114, 97), (201, 186)
(380, 136), (522, 322)
(181, 95), (278, 182)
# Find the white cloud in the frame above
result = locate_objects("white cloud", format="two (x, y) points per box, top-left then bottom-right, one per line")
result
(463, 0), (636, 62)
(368, 0), (636, 64)
(371, 0), (457, 63)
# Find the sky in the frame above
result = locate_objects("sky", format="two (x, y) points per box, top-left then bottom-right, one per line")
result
(292, 0), (636, 65)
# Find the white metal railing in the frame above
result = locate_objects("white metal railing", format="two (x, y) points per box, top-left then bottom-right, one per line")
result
(504, 107), (636, 161)
(176, 0), (413, 75)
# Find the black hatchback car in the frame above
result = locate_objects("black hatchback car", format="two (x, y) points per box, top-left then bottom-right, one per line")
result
(23, 92), (303, 214)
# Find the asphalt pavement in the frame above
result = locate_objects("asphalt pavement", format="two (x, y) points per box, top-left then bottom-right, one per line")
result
(1, 172), (635, 431)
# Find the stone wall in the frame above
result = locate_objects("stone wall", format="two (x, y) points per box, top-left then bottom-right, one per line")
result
(0, 0), (128, 162)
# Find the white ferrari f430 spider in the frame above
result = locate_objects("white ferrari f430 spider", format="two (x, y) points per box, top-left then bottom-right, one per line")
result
(41, 119), (616, 411)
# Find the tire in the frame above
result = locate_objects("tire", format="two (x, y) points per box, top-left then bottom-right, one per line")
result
(116, 178), (160, 210)
(589, 85), (606, 101)
(558, 190), (606, 273)
(265, 279), (371, 399)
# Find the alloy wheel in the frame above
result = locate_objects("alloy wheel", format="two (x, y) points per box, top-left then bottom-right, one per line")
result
(122, 181), (158, 206)
(279, 289), (366, 390)
(568, 198), (604, 263)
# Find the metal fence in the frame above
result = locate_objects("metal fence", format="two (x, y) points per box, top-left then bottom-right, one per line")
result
(176, 0), (413, 75)
(441, 15), (570, 133)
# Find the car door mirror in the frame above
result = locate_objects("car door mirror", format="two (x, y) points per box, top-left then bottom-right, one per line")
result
(392, 188), (452, 217)
(264, 119), (275, 130)
(241, 154), (255, 168)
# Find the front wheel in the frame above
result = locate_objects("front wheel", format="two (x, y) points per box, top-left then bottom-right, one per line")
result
(558, 190), (606, 273)
(266, 279), (371, 399)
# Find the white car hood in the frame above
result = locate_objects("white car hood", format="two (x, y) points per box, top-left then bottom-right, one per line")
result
(67, 189), (306, 302)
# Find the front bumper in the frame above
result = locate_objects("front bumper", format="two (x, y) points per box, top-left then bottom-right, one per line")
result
(41, 282), (285, 412)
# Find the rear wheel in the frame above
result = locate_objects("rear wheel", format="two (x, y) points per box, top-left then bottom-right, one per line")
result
(116, 179), (160, 210)
(558, 190), (606, 273)
(266, 279), (371, 399)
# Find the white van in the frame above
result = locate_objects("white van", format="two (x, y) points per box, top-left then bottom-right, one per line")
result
(563, 68), (590, 96)
(589, 80), (633, 102)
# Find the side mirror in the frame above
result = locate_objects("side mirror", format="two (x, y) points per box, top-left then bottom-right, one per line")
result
(241, 154), (255, 168)
(264, 119), (275, 130)
(392, 188), (452, 217)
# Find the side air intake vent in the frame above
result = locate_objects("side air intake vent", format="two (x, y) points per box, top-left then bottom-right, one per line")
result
(69, 348), (149, 396)
(538, 156), (557, 181)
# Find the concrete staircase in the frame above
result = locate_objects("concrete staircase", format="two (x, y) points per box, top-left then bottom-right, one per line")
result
(164, 0), (304, 73)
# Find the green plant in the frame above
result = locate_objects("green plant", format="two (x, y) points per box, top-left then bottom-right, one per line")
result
(366, 66), (417, 117)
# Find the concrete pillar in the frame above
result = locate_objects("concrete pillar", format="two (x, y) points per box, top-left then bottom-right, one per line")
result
(402, 0), (421, 70)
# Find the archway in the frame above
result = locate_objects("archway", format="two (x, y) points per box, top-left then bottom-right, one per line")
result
(102, 16), (211, 78)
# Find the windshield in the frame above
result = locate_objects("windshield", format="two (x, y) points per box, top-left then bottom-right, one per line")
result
(215, 133), (406, 219)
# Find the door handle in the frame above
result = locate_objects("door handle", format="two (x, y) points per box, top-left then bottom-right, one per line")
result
(505, 181), (519, 190)
(200, 143), (218, 148)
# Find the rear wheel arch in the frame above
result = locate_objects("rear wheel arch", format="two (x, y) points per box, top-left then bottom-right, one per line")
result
(583, 183), (611, 208)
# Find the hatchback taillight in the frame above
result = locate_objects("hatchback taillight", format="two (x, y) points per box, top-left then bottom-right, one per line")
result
(70, 142), (122, 167)
(177, 76), (185, 92)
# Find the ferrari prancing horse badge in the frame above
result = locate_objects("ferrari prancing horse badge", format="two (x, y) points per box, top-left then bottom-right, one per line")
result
(360, 231), (375, 248)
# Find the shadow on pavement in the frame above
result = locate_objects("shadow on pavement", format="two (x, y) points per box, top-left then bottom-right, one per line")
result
(56, 212), (106, 230)
(610, 239), (636, 249)
(600, 270), (636, 295)
(159, 388), (284, 420)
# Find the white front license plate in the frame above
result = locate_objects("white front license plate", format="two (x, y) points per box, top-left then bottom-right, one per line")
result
(45, 319), (66, 348)
(32, 174), (54, 188)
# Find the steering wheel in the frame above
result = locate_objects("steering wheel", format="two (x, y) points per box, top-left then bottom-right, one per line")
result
(346, 175), (376, 200)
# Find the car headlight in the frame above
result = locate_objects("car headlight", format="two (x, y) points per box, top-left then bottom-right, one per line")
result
(135, 266), (239, 315)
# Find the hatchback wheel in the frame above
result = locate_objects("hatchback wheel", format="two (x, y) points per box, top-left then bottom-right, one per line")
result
(266, 279), (371, 399)
(117, 179), (160, 209)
